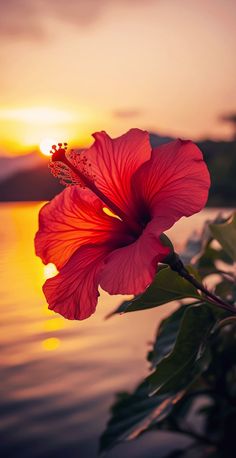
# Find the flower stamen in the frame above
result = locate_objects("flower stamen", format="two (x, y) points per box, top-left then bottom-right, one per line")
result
(49, 144), (142, 236)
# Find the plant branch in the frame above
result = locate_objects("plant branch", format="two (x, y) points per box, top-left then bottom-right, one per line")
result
(166, 253), (236, 315)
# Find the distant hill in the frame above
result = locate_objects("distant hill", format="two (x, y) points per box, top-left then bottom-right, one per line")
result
(0, 152), (45, 181)
(0, 164), (64, 201)
(0, 136), (235, 206)
(197, 139), (236, 206)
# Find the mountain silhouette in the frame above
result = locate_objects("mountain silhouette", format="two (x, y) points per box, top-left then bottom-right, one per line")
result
(0, 164), (64, 201)
(0, 135), (235, 206)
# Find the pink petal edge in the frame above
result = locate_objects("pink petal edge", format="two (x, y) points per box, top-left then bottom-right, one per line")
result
(43, 244), (111, 320)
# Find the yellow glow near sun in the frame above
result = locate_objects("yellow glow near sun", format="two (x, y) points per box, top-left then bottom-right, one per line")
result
(0, 107), (74, 124)
(0, 104), (102, 155)
(39, 138), (57, 156)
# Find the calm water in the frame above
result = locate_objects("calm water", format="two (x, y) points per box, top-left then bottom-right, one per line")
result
(0, 204), (229, 458)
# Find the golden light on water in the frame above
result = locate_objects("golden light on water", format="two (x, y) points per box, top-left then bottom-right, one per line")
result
(42, 337), (60, 351)
(44, 318), (64, 332)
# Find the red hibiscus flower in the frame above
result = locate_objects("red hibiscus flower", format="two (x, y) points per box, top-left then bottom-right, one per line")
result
(35, 129), (210, 320)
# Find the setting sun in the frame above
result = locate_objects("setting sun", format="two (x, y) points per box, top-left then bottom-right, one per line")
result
(39, 138), (57, 156)
(0, 104), (95, 155)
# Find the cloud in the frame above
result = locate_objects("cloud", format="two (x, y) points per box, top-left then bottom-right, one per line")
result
(0, 0), (44, 40)
(0, 107), (75, 124)
(0, 0), (155, 40)
(112, 108), (142, 119)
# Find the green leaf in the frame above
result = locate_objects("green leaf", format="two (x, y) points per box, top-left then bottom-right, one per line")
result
(180, 213), (230, 265)
(100, 303), (215, 454)
(214, 315), (236, 330)
(147, 304), (189, 369)
(109, 267), (201, 316)
(209, 212), (236, 261)
(99, 381), (185, 453)
(198, 246), (233, 274)
(146, 305), (216, 396)
(215, 279), (235, 302)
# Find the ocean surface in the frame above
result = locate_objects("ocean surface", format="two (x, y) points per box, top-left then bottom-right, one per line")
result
(0, 203), (230, 458)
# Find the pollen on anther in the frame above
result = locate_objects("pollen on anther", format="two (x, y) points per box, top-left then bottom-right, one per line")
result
(48, 145), (96, 188)
(67, 149), (96, 183)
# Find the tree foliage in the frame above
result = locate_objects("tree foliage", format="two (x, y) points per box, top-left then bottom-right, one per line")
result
(101, 212), (236, 457)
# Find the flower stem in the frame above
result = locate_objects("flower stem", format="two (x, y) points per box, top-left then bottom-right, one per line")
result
(166, 252), (236, 315)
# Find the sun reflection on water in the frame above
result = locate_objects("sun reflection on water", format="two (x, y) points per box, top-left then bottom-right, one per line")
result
(42, 337), (60, 351)
(0, 203), (227, 457)
(44, 317), (64, 332)
(42, 264), (62, 350)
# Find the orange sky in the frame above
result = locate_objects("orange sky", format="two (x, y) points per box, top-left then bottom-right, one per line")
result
(0, 0), (236, 156)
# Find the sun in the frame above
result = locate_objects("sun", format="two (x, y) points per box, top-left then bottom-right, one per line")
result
(39, 138), (57, 156)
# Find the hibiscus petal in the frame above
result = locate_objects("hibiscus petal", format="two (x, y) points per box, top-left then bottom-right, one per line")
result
(99, 219), (170, 296)
(35, 186), (124, 270)
(132, 139), (210, 229)
(43, 244), (110, 320)
(77, 129), (151, 217)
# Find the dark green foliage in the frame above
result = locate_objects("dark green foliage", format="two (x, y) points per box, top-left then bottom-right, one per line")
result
(209, 213), (236, 261)
(100, 382), (185, 453)
(147, 305), (215, 396)
(109, 267), (201, 316)
(101, 213), (236, 456)
(147, 305), (189, 368)
(198, 140), (236, 206)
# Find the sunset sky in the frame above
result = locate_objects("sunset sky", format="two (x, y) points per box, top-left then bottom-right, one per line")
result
(1, 0), (236, 156)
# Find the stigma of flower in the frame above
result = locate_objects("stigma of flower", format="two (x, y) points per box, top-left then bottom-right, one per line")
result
(49, 143), (142, 236)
